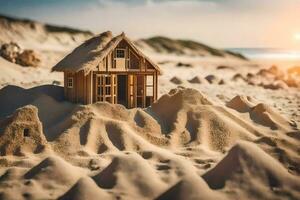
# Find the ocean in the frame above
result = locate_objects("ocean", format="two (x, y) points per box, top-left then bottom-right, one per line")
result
(226, 48), (300, 60)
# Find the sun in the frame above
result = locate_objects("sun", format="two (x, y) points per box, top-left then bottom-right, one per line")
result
(294, 33), (300, 41)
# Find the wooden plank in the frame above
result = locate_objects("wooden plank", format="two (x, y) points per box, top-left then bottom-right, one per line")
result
(93, 73), (96, 103)
(143, 74), (146, 108)
(70, 73), (73, 103)
(154, 72), (158, 101)
(82, 72), (86, 104)
(75, 72), (79, 103)
(90, 71), (93, 104)
(127, 74), (130, 108)
(64, 73), (67, 100)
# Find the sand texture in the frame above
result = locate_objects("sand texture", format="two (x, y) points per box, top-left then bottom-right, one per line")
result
(0, 15), (300, 200)
(0, 86), (299, 200)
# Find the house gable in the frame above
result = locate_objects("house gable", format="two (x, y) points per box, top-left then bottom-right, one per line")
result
(52, 31), (161, 75)
(96, 37), (161, 74)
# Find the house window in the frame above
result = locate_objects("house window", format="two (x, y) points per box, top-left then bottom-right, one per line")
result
(129, 75), (135, 108)
(146, 75), (153, 96)
(146, 75), (154, 107)
(67, 77), (73, 88)
(105, 76), (111, 85)
(96, 75), (117, 104)
(105, 86), (111, 95)
(23, 128), (30, 137)
(116, 49), (125, 58)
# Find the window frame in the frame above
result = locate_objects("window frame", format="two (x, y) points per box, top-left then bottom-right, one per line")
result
(146, 75), (154, 97)
(116, 49), (125, 58)
(67, 77), (73, 88)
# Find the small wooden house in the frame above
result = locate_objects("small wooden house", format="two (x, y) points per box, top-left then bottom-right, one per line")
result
(52, 31), (161, 108)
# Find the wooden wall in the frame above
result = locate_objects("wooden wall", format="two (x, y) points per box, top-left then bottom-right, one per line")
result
(95, 39), (158, 74)
(64, 71), (93, 104)
(64, 39), (159, 106)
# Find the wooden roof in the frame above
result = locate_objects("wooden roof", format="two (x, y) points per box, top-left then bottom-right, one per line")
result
(52, 31), (161, 75)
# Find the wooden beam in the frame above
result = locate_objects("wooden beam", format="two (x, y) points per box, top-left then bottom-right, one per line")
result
(90, 71), (93, 104)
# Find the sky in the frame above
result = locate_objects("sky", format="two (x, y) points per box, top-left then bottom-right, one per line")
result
(1, 0), (300, 49)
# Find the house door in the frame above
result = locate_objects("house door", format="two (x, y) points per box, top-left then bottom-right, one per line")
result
(136, 75), (145, 107)
(127, 75), (145, 108)
(96, 74), (117, 103)
(117, 75), (127, 106)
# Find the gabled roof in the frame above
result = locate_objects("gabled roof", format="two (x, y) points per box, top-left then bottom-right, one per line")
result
(52, 31), (161, 75)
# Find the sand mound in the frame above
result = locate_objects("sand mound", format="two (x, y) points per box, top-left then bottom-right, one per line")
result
(0, 87), (262, 155)
(257, 68), (275, 78)
(48, 102), (166, 154)
(226, 95), (258, 112)
(155, 87), (213, 107)
(170, 76), (183, 85)
(148, 87), (259, 151)
(188, 76), (208, 84)
(202, 141), (300, 199)
(176, 62), (192, 67)
(0, 167), (27, 182)
(218, 79), (225, 85)
(232, 73), (247, 82)
(0, 84), (298, 199)
(226, 95), (296, 131)
(24, 156), (85, 186)
(93, 153), (167, 198)
(29, 94), (76, 141)
(262, 80), (289, 90)
(205, 75), (220, 84)
(0, 85), (64, 119)
(250, 103), (293, 130)
(149, 87), (212, 134)
(58, 177), (112, 200)
(0, 156), (87, 199)
(0, 85), (296, 155)
(253, 66), (300, 89)
(264, 65), (284, 78)
(0, 105), (48, 155)
(284, 76), (299, 88)
(156, 175), (223, 200)
(217, 65), (234, 70)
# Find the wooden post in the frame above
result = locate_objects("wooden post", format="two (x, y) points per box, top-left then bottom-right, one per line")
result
(90, 71), (93, 104)
(155, 72), (158, 101)
(143, 74), (146, 108)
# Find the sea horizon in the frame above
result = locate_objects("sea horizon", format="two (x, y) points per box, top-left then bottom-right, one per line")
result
(226, 47), (300, 60)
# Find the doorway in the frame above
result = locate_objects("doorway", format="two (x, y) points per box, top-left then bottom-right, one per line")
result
(117, 75), (127, 106)
(136, 75), (144, 108)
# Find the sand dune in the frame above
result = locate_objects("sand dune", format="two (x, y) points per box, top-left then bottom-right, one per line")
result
(156, 175), (224, 200)
(227, 95), (297, 131)
(93, 153), (167, 198)
(0, 85), (299, 199)
(59, 177), (112, 200)
(203, 141), (300, 199)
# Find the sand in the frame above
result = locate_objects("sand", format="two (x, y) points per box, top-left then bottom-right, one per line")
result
(0, 84), (299, 199)
(0, 16), (300, 200)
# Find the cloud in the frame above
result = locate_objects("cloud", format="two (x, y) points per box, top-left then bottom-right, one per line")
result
(96, 0), (300, 13)
(1, 0), (300, 48)
(96, 0), (219, 8)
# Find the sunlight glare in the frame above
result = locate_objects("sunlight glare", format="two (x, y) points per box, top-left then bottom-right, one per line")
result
(295, 33), (300, 41)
